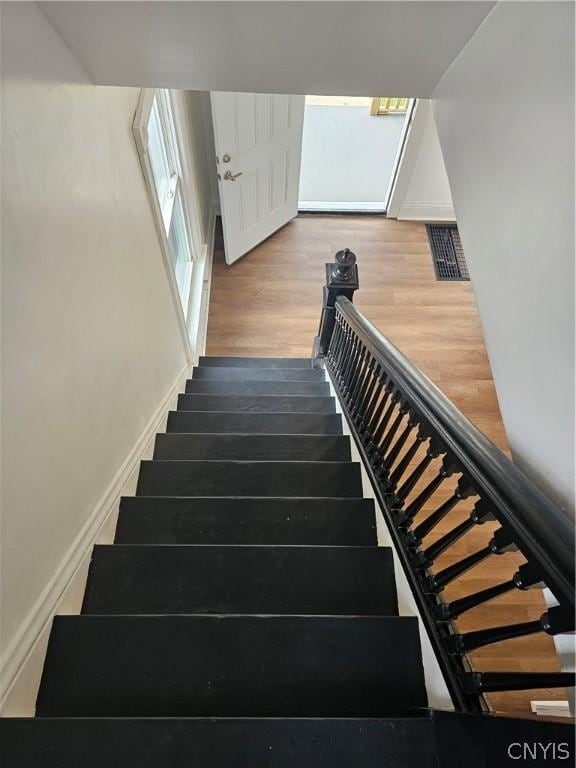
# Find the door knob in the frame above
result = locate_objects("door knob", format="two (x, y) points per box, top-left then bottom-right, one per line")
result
(223, 170), (243, 182)
(222, 153), (232, 163)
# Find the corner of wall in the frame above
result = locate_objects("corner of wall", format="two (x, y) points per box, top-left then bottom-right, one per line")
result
(387, 100), (455, 223)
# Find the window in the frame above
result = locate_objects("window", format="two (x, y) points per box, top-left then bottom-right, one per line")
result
(137, 90), (195, 319)
(134, 88), (214, 361)
(168, 189), (193, 308)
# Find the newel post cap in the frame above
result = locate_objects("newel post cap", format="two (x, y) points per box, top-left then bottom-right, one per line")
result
(331, 247), (357, 281)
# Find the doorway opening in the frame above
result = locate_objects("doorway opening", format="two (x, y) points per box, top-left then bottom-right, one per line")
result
(298, 96), (412, 214)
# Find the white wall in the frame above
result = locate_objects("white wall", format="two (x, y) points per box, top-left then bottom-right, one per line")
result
(433, 1), (575, 516)
(396, 101), (455, 221)
(1, 3), (190, 705)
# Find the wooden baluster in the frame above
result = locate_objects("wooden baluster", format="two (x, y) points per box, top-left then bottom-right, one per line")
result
(346, 341), (365, 403)
(427, 528), (515, 593)
(381, 412), (418, 475)
(449, 619), (544, 654)
(349, 348), (371, 415)
(343, 336), (363, 400)
(355, 359), (380, 424)
(345, 336), (362, 396)
(408, 477), (477, 546)
(387, 424), (430, 491)
(362, 371), (391, 437)
(333, 322), (350, 385)
(436, 562), (541, 620)
(339, 327), (358, 391)
(367, 388), (400, 457)
(326, 314), (340, 369)
(337, 325), (355, 388)
(419, 498), (494, 566)
(373, 400), (409, 464)
(397, 455), (458, 527)
(393, 437), (443, 505)
(327, 314), (344, 368)
(352, 355), (376, 422)
(463, 671), (576, 694)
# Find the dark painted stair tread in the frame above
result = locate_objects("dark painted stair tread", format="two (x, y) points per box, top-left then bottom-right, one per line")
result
(82, 545), (397, 616)
(154, 434), (351, 461)
(185, 379), (330, 396)
(115, 497), (377, 545)
(136, 460), (362, 497)
(177, 393), (335, 413)
(167, 411), (342, 434)
(36, 615), (427, 717)
(199, 357), (312, 368)
(192, 367), (325, 382)
(0, 717), (436, 768)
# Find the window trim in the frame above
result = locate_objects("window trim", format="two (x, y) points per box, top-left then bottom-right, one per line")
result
(133, 89), (196, 360)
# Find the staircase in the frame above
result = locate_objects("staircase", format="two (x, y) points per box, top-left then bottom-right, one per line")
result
(1, 356), (436, 767)
(3, 243), (574, 765)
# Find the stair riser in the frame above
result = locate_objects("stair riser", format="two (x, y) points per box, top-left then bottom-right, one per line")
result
(0, 718), (436, 768)
(199, 357), (312, 368)
(115, 497), (378, 546)
(153, 434), (351, 461)
(185, 380), (330, 396)
(167, 412), (342, 435)
(192, 368), (325, 382)
(82, 546), (397, 616)
(136, 461), (362, 497)
(36, 616), (427, 717)
(177, 394), (335, 413)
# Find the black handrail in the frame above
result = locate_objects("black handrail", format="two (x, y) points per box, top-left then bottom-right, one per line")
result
(337, 296), (574, 607)
(314, 250), (575, 712)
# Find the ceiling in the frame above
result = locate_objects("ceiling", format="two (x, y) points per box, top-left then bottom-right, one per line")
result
(38, 1), (495, 96)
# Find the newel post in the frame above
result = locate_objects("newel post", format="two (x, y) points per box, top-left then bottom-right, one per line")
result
(312, 247), (359, 362)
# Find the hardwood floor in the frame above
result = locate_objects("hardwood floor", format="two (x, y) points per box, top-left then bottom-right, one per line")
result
(206, 214), (563, 717)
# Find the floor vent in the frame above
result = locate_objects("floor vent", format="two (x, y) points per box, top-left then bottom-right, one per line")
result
(426, 224), (469, 281)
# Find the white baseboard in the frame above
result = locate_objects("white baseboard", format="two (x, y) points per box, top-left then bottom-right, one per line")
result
(531, 700), (572, 717)
(0, 364), (190, 715)
(397, 202), (456, 221)
(299, 201), (386, 213)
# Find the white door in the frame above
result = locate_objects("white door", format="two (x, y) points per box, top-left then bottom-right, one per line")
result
(211, 92), (305, 264)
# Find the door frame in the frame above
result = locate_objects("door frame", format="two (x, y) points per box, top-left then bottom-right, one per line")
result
(298, 97), (416, 216)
